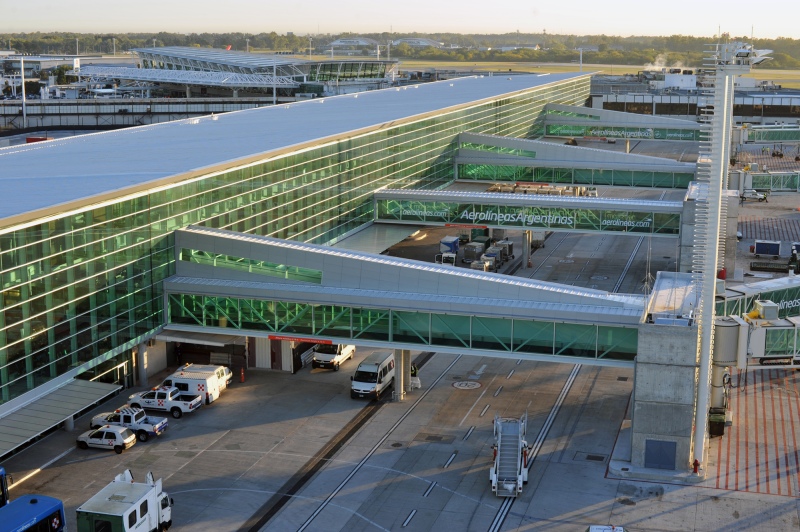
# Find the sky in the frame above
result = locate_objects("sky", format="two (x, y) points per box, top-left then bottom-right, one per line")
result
(2, 0), (800, 39)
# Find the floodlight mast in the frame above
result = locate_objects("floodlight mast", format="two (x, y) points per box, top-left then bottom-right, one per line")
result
(693, 42), (770, 473)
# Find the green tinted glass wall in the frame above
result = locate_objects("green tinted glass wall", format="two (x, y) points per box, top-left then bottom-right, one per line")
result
(0, 76), (591, 403)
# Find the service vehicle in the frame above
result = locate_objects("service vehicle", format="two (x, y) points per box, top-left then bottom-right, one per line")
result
(489, 413), (530, 497)
(311, 343), (356, 371)
(741, 189), (767, 201)
(76, 469), (173, 532)
(439, 235), (460, 254)
(480, 253), (499, 272)
(753, 239), (781, 258)
(350, 351), (395, 399)
(90, 406), (168, 442)
(0, 494), (66, 532)
(160, 370), (221, 404)
(0, 465), (10, 507)
(463, 241), (489, 263)
(128, 386), (202, 418)
(470, 260), (491, 272)
(434, 252), (457, 266)
(178, 363), (233, 389)
(76, 425), (137, 454)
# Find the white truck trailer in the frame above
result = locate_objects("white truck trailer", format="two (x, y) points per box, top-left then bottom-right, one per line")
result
(76, 470), (172, 532)
(490, 413), (530, 497)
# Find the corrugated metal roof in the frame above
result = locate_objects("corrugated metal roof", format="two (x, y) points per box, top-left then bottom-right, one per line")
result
(0, 72), (587, 225)
(0, 379), (121, 458)
(181, 225), (642, 307)
(133, 47), (310, 69)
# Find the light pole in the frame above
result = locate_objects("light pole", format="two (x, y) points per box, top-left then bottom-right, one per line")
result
(113, 37), (116, 56)
(75, 38), (79, 56)
(246, 39), (249, 53)
(308, 37), (312, 60)
(153, 38), (156, 48)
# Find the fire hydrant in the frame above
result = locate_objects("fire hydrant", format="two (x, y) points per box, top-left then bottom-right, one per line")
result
(693, 459), (700, 474)
(240, 367), (245, 383)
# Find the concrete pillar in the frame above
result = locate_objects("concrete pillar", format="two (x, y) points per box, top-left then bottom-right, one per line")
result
(137, 342), (148, 388)
(63, 416), (74, 431)
(394, 349), (405, 401)
(402, 350), (411, 393)
(185, 86), (191, 98)
(232, 89), (239, 98)
(631, 323), (699, 472)
(523, 230), (531, 268)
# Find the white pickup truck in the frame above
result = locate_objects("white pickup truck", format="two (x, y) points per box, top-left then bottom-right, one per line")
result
(90, 406), (168, 442)
(128, 386), (202, 418)
(311, 343), (356, 371)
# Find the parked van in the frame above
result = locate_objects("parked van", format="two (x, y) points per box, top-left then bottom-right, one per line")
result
(350, 351), (395, 400)
(178, 363), (233, 390)
(161, 371), (221, 405)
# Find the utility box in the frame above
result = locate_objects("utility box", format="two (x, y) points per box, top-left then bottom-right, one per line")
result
(753, 240), (781, 257)
(754, 300), (779, 320)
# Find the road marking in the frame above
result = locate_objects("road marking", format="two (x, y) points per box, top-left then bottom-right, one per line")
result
(459, 389), (487, 425)
(9, 446), (75, 490)
(423, 482), (436, 497)
(480, 404), (490, 417)
(443, 451), (457, 468)
(463, 426), (475, 441)
(493, 386), (503, 397)
(402, 509), (416, 527)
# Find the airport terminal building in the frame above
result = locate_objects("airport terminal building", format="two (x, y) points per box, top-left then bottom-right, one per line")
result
(0, 73), (592, 428)
(1, 57), (765, 477)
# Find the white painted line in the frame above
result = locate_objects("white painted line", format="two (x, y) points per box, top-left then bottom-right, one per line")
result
(9, 446), (75, 490)
(480, 404), (490, 417)
(506, 369), (515, 379)
(493, 386), (503, 397)
(402, 509), (417, 527)
(463, 426), (475, 441)
(444, 451), (457, 468)
(423, 482), (436, 497)
(459, 388), (487, 426)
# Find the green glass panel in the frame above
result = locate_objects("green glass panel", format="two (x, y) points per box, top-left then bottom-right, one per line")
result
(430, 314), (470, 348)
(554, 323), (597, 358)
(597, 326), (638, 360)
(393, 311), (430, 345)
(352, 307), (390, 342)
(472, 316), (512, 351)
(512, 320), (554, 355)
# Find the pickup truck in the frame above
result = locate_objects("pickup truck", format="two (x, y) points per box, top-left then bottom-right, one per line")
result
(741, 189), (767, 202)
(128, 386), (202, 419)
(90, 406), (168, 442)
(311, 343), (356, 371)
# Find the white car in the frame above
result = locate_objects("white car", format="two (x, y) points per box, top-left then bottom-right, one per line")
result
(76, 425), (136, 454)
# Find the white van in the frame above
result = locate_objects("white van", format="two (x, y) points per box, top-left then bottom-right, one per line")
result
(161, 371), (221, 405)
(350, 351), (395, 400)
(178, 363), (233, 390)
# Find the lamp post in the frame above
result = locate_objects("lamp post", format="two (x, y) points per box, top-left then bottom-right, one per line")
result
(308, 37), (312, 60)
(246, 39), (249, 53)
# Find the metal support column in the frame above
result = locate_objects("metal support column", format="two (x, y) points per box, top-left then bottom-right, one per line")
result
(137, 342), (148, 387)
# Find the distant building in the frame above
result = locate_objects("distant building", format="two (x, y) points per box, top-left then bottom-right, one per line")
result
(392, 38), (443, 49)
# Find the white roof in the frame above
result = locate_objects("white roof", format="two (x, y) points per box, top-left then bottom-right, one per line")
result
(0, 72), (587, 228)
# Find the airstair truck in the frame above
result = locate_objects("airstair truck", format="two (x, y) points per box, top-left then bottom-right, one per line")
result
(77, 469), (173, 532)
(490, 413), (530, 497)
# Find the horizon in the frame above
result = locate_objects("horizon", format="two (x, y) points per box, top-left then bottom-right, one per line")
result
(2, 0), (800, 40)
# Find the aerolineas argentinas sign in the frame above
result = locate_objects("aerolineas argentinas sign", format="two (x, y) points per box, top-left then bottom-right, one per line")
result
(460, 209), (574, 226)
(379, 200), (680, 236)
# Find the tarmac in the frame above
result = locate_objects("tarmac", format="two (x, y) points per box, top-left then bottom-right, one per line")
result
(5, 189), (800, 531)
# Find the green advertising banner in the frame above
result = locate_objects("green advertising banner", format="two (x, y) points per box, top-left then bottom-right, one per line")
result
(545, 124), (699, 141)
(376, 198), (680, 236)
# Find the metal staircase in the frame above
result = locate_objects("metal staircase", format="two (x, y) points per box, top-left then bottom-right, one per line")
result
(491, 413), (528, 497)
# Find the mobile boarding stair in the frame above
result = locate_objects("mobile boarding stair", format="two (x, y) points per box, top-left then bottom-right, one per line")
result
(490, 413), (530, 497)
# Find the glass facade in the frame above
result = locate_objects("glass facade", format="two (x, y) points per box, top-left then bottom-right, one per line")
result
(458, 163), (695, 189)
(0, 76), (591, 404)
(168, 294), (639, 361)
(375, 198), (681, 236)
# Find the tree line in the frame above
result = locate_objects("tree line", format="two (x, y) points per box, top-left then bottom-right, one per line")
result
(2, 31), (799, 69)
